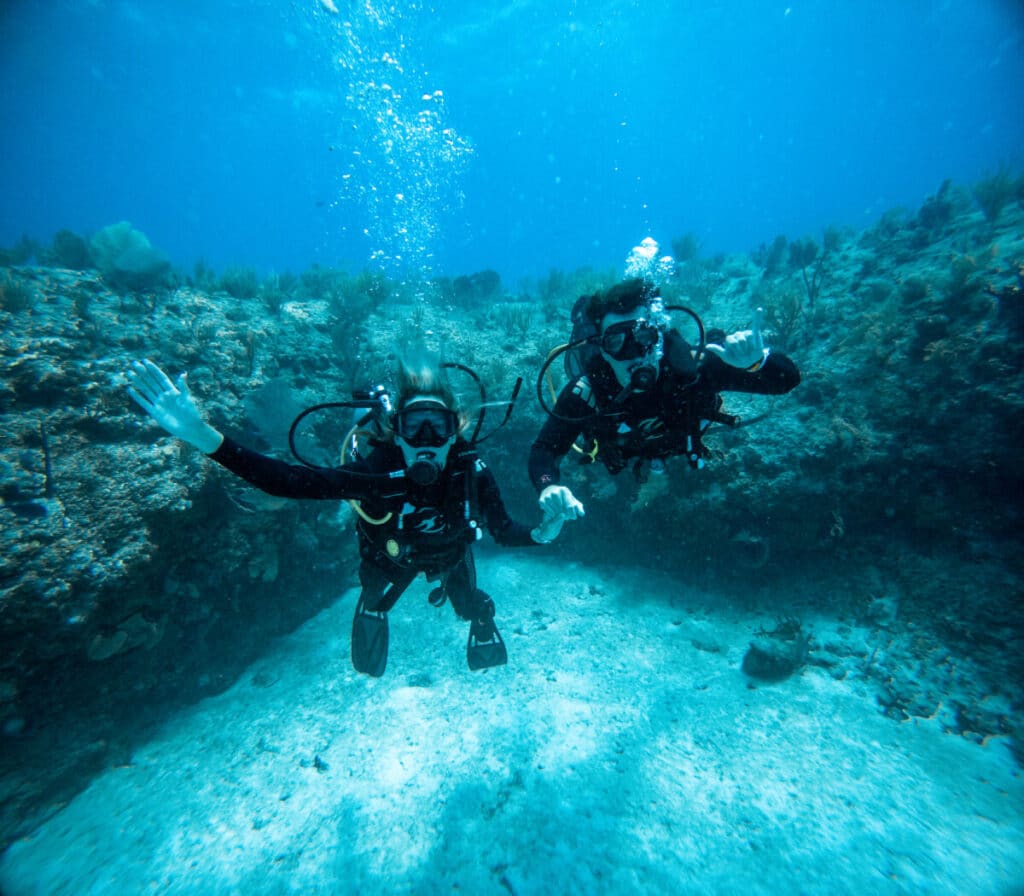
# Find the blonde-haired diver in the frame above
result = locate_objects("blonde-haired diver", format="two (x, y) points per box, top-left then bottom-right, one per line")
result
(127, 353), (578, 676)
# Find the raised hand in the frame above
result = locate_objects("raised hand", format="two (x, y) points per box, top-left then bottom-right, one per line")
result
(532, 484), (586, 543)
(126, 359), (224, 453)
(706, 307), (771, 370)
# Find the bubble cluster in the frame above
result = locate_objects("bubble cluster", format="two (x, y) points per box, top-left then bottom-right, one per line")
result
(323, 5), (473, 280)
(624, 236), (676, 282)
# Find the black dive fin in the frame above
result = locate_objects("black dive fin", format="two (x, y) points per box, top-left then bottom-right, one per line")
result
(467, 619), (507, 671)
(351, 598), (389, 677)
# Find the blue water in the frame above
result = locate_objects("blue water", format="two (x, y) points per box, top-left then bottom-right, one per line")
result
(2, 0), (1022, 284)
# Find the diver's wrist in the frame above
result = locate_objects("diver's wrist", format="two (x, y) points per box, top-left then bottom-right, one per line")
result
(747, 347), (770, 372)
(195, 425), (224, 454)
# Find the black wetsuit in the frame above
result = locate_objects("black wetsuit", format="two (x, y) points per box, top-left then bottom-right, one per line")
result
(529, 330), (801, 488)
(212, 436), (536, 620)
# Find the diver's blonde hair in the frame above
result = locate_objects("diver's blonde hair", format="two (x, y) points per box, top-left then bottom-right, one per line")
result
(393, 351), (469, 434)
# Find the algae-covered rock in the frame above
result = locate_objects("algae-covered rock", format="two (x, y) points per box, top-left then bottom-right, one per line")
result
(742, 618), (811, 682)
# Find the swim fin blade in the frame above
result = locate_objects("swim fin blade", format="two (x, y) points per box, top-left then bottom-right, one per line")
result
(467, 619), (507, 671)
(351, 599), (389, 677)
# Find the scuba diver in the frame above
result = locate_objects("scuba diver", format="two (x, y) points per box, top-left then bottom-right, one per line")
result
(530, 277), (801, 518)
(126, 354), (575, 677)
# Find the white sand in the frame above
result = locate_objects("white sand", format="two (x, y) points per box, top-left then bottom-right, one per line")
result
(2, 554), (1021, 895)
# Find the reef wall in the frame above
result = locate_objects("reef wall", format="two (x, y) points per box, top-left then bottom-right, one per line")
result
(1, 181), (1022, 842)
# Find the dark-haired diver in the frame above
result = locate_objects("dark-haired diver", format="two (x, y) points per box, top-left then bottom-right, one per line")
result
(529, 277), (801, 518)
(127, 355), (578, 677)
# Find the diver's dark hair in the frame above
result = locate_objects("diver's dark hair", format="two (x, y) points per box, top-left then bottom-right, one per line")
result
(585, 278), (659, 324)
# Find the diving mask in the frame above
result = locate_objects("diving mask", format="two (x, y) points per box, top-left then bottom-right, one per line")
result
(394, 401), (458, 448)
(599, 312), (665, 394)
(394, 397), (458, 486)
(600, 319), (662, 361)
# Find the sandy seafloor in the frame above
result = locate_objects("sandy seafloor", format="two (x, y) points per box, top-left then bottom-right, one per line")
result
(1, 553), (1021, 895)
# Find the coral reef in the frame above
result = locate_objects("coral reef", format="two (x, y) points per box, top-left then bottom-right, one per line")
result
(88, 221), (171, 293)
(0, 176), (1022, 844)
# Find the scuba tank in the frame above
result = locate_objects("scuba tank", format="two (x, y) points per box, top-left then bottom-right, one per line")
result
(347, 383), (391, 461)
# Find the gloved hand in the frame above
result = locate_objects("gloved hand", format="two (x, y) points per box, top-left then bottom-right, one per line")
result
(126, 359), (224, 454)
(531, 485), (585, 544)
(705, 307), (771, 370)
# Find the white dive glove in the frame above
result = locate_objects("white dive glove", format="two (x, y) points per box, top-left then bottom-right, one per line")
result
(126, 359), (224, 454)
(705, 306), (771, 370)
(531, 485), (586, 544)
